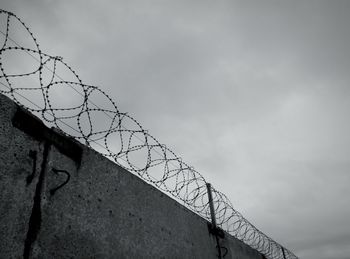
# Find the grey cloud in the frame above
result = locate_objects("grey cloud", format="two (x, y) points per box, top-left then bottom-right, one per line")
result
(2, 1), (350, 258)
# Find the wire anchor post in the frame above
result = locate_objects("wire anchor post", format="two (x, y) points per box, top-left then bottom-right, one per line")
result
(206, 183), (223, 259)
(282, 246), (287, 259)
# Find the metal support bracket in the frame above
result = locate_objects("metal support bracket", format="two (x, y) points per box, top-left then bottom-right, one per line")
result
(206, 183), (226, 258)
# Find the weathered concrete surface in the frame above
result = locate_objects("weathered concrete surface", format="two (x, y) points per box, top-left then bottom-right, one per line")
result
(0, 94), (45, 258)
(223, 235), (265, 259)
(0, 93), (263, 259)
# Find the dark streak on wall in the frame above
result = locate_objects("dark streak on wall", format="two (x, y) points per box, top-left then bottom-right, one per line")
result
(23, 142), (50, 259)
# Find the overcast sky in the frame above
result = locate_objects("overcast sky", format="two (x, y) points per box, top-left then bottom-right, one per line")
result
(2, 1), (350, 258)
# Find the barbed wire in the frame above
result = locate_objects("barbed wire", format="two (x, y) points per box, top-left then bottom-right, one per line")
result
(0, 9), (297, 259)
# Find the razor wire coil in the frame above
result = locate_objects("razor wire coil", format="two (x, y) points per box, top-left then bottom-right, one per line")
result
(0, 9), (297, 259)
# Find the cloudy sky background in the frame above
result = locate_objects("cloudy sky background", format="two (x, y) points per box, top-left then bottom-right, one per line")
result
(2, 1), (350, 258)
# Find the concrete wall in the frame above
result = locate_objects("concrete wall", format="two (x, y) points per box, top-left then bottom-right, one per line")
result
(0, 93), (263, 259)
